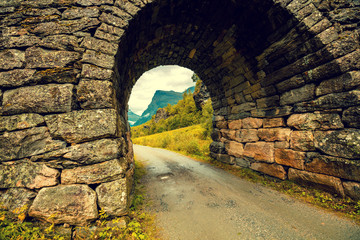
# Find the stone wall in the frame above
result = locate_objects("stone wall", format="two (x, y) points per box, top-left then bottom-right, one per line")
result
(0, 0), (359, 226)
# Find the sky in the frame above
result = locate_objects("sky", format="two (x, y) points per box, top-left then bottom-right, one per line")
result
(128, 65), (195, 116)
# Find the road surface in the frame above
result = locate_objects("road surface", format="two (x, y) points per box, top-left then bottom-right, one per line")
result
(134, 145), (360, 240)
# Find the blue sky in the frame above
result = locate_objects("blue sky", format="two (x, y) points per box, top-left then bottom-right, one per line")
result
(128, 65), (195, 115)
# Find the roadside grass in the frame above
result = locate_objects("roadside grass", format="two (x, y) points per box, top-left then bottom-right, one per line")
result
(0, 161), (159, 240)
(132, 125), (360, 224)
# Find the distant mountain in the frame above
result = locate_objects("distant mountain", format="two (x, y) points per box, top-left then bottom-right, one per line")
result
(131, 86), (195, 127)
(128, 109), (141, 126)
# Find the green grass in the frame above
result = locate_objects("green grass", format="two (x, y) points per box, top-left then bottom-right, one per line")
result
(132, 124), (360, 224)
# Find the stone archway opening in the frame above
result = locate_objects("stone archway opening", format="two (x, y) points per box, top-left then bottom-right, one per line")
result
(0, 0), (359, 227)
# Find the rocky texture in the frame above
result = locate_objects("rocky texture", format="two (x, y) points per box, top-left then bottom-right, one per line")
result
(28, 185), (98, 225)
(0, 49), (25, 70)
(61, 159), (126, 184)
(2, 84), (74, 115)
(77, 80), (113, 109)
(275, 149), (305, 170)
(0, 69), (36, 87)
(193, 80), (210, 110)
(242, 118), (263, 129)
(226, 141), (244, 158)
(287, 113), (344, 130)
(154, 108), (169, 123)
(314, 130), (360, 159)
(82, 50), (115, 69)
(0, 127), (66, 161)
(45, 109), (117, 143)
(343, 106), (360, 128)
(290, 131), (315, 151)
(31, 138), (125, 166)
(288, 168), (345, 196)
(25, 47), (80, 69)
(0, 188), (36, 213)
(0, 113), (44, 132)
(343, 182), (360, 201)
(258, 128), (291, 142)
(243, 142), (274, 163)
(0, 160), (59, 189)
(251, 162), (287, 180)
(96, 178), (129, 216)
(81, 64), (113, 80)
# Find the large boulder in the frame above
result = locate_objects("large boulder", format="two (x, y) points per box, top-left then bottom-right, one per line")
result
(28, 185), (98, 225)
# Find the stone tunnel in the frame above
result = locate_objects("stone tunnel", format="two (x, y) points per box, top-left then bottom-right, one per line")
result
(0, 0), (359, 225)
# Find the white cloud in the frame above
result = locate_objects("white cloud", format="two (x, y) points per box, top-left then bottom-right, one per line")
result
(128, 65), (194, 115)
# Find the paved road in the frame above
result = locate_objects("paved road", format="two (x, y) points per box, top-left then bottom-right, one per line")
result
(134, 145), (360, 240)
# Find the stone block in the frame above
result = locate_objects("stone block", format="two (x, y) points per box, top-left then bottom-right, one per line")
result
(97, 23), (125, 37)
(314, 130), (360, 159)
(305, 152), (360, 182)
(258, 128), (291, 142)
(294, 90), (360, 112)
(81, 36), (118, 56)
(242, 117), (263, 128)
(262, 118), (285, 128)
(275, 149), (305, 170)
(0, 69), (36, 88)
(26, 47), (80, 69)
(288, 168), (345, 196)
(251, 106), (293, 118)
(228, 119), (242, 129)
(0, 127), (66, 161)
(61, 159), (126, 184)
(290, 131), (315, 151)
(77, 80), (113, 109)
(343, 182), (360, 201)
(0, 113), (44, 132)
(0, 188), (36, 214)
(99, 12), (128, 29)
(82, 50), (115, 69)
(2, 84), (74, 115)
(28, 185), (98, 225)
(287, 113), (344, 130)
(256, 95), (279, 108)
(226, 141), (244, 158)
(39, 35), (79, 51)
(77, 0), (114, 6)
(231, 102), (255, 114)
(274, 141), (290, 148)
(32, 68), (78, 84)
(0, 49), (25, 70)
(62, 6), (99, 19)
(45, 109), (117, 143)
(316, 71), (360, 96)
(215, 120), (227, 129)
(81, 64), (113, 80)
(209, 141), (226, 154)
(220, 129), (236, 141)
(96, 178), (129, 216)
(2, 35), (40, 48)
(0, 160), (59, 189)
(32, 18), (100, 36)
(115, 0), (141, 16)
(343, 106), (360, 128)
(210, 152), (234, 165)
(31, 138), (125, 166)
(243, 142), (274, 163)
(250, 162), (287, 180)
(236, 129), (259, 142)
(280, 84), (315, 105)
(235, 158), (250, 168)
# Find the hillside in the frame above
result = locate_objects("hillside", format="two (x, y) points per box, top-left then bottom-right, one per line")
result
(131, 86), (195, 126)
(128, 109), (141, 126)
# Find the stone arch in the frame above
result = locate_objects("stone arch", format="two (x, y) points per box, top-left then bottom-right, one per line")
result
(0, 0), (359, 225)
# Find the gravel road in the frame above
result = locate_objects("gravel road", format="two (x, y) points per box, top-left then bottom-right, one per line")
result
(134, 145), (360, 240)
